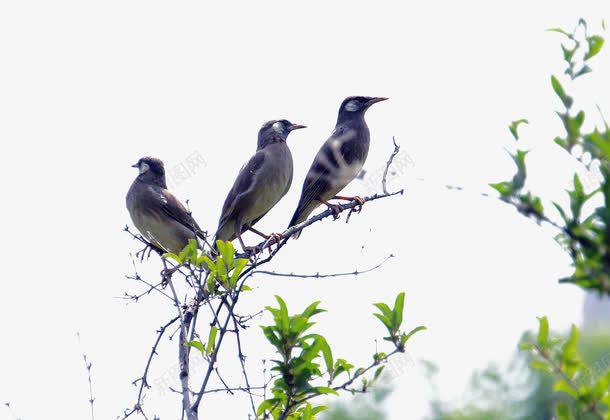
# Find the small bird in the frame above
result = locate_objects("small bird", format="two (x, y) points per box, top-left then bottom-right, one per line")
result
(215, 119), (306, 252)
(288, 96), (388, 238)
(126, 157), (205, 254)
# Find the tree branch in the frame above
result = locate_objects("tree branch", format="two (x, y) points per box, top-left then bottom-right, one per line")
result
(253, 254), (394, 279)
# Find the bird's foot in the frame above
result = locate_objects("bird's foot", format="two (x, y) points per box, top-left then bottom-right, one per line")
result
(326, 203), (342, 220)
(263, 232), (283, 253)
(136, 242), (157, 262)
(334, 195), (365, 213)
(243, 245), (261, 260)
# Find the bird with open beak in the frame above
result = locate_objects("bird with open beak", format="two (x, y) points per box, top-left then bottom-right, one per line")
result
(215, 119), (306, 253)
(126, 156), (206, 254)
(288, 96), (388, 238)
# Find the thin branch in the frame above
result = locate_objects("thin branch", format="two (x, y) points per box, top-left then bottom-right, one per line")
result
(382, 137), (401, 194)
(236, 189), (404, 263)
(120, 316), (180, 420)
(76, 332), (95, 420)
(253, 254), (394, 279)
(232, 314), (257, 417)
(165, 271), (196, 420)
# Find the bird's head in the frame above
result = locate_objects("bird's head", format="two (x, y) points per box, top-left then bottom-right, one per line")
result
(257, 119), (306, 149)
(338, 96), (388, 121)
(131, 156), (166, 186)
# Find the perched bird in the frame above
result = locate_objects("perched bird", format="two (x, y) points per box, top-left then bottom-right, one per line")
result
(288, 96), (388, 238)
(215, 119), (306, 252)
(126, 157), (205, 254)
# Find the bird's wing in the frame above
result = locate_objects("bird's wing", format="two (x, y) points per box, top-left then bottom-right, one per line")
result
(290, 128), (357, 226)
(217, 151), (266, 231)
(158, 188), (205, 239)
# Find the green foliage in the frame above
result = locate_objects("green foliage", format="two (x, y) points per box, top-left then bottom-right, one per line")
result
(490, 20), (610, 295)
(429, 330), (610, 420)
(257, 293), (425, 420)
(520, 318), (610, 419)
(509, 119), (529, 140)
(165, 239), (250, 294)
(184, 326), (218, 358)
(548, 19), (605, 80)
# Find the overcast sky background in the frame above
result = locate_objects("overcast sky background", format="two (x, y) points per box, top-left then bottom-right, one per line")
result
(1, 1), (609, 419)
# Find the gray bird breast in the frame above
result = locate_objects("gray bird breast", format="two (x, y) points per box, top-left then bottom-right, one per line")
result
(126, 181), (195, 254)
(242, 144), (293, 224)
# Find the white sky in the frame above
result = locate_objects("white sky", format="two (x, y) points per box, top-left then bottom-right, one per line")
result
(1, 1), (609, 419)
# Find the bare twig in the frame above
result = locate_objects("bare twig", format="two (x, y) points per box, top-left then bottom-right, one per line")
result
(236, 189), (404, 263)
(253, 254), (394, 279)
(165, 270), (196, 420)
(120, 316), (180, 419)
(232, 314), (257, 417)
(76, 332), (95, 420)
(382, 137), (401, 194)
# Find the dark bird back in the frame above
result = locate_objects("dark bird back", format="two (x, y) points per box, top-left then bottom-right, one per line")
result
(288, 96), (387, 238)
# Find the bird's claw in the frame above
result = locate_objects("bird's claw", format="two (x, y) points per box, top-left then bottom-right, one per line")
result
(136, 242), (155, 262)
(352, 196), (365, 213)
(243, 246), (260, 260)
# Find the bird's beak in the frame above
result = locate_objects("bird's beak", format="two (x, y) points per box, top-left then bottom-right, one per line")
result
(131, 163), (139, 168)
(289, 124), (307, 131)
(367, 97), (389, 106)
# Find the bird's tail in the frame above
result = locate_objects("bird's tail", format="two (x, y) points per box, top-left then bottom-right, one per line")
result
(288, 201), (320, 240)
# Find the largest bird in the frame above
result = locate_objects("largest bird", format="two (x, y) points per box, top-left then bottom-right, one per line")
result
(215, 119), (306, 251)
(288, 96), (387, 238)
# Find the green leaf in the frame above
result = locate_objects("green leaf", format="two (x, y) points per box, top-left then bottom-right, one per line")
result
(317, 336), (333, 374)
(313, 386), (338, 396)
(184, 340), (205, 355)
(400, 326), (427, 347)
(509, 119), (529, 140)
(275, 295), (290, 335)
(373, 313), (393, 332)
(393, 292), (405, 330)
(163, 252), (182, 264)
(562, 324), (579, 361)
(585, 35), (605, 60)
(373, 302), (394, 320)
(199, 255), (217, 271)
(490, 182), (513, 197)
(546, 27), (571, 36)
(530, 360), (553, 373)
(374, 366), (385, 381)
(551, 75), (573, 109)
(574, 65), (592, 79)
(229, 258), (248, 288)
(536, 316), (549, 348)
(554, 379), (578, 398)
(257, 398), (282, 416)
(261, 326), (281, 349)
(519, 342), (533, 351)
(301, 301), (325, 318)
(206, 271), (217, 294)
(555, 402), (573, 420)
(206, 326), (218, 354)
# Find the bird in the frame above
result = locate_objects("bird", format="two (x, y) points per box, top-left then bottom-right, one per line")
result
(215, 119), (306, 253)
(126, 156), (205, 255)
(288, 96), (388, 238)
